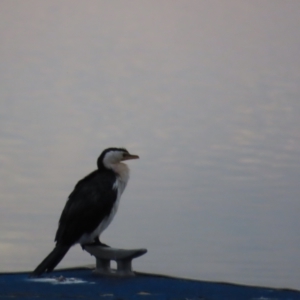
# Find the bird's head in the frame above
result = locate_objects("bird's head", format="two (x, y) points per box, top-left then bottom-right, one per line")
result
(97, 147), (139, 169)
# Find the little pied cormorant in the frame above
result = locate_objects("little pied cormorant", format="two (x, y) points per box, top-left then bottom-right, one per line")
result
(31, 147), (139, 277)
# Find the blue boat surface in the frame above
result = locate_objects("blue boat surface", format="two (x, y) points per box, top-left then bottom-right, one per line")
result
(1, 267), (300, 300)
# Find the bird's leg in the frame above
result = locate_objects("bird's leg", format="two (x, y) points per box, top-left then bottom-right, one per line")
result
(81, 237), (110, 250)
(92, 236), (110, 247)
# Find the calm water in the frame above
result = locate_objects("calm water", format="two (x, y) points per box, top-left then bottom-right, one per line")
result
(1, 1), (300, 290)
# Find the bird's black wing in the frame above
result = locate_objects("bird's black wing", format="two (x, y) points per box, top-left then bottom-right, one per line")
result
(55, 170), (118, 246)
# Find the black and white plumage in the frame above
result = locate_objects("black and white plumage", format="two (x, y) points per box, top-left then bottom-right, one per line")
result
(31, 147), (139, 277)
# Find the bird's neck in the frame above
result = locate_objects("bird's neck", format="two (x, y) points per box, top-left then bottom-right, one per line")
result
(111, 162), (130, 184)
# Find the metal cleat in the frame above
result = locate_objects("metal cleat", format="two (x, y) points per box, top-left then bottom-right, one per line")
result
(84, 246), (147, 277)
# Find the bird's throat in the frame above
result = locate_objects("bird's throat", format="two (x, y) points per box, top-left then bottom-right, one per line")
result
(111, 163), (130, 184)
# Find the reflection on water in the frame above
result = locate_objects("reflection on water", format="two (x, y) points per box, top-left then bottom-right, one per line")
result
(1, 1), (300, 290)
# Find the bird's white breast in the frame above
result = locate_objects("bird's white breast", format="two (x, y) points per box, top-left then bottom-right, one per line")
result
(111, 162), (130, 195)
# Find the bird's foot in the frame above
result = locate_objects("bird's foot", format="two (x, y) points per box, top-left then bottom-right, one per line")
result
(94, 241), (110, 248)
(81, 240), (110, 250)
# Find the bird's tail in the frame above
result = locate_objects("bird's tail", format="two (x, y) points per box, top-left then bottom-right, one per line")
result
(30, 245), (70, 277)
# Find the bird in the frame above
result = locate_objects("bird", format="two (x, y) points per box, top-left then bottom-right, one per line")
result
(31, 147), (139, 277)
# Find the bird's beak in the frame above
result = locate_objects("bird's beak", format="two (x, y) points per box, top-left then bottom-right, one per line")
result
(121, 153), (139, 161)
